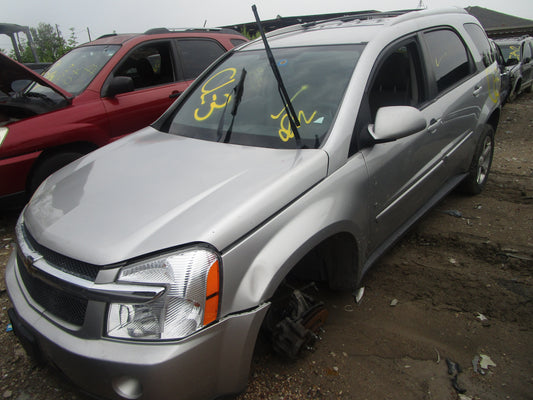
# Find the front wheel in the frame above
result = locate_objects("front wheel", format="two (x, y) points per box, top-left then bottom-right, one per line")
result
(28, 152), (84, 196)
(459, 125), (494, 195)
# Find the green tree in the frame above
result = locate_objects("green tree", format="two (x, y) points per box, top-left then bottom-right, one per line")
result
(9, 22), (78, 63)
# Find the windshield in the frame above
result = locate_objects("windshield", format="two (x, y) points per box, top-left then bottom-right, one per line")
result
(25, 44), (120, 98)
(163, 45), (363, 149)
(498, 43), (520, 64)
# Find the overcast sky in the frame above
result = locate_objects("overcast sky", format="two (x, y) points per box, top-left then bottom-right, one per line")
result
(1, 0), (532, 52)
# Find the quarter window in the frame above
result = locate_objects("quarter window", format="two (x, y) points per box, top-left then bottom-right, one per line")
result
(424, 29), (471, 94)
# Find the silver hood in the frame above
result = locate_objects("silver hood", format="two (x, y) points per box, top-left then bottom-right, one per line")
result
(23, 127), (328, 265)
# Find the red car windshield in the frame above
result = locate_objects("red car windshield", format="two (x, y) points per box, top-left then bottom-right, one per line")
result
(26, 44), (120, 98)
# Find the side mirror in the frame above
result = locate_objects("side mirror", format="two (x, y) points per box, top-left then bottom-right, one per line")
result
(368, 106), (427, 143)
(103, 76), (134, 98)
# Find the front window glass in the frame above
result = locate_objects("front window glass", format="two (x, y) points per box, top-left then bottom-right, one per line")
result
(114, 42), (174, 90)
(164, 45), (363, 149)
(25, 45), (120, 98)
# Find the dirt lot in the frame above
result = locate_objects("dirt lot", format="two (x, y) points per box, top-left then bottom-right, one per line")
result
(1, 93), (532, 400)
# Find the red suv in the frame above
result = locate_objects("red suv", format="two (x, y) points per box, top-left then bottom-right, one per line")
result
(0, 28), (246, 207)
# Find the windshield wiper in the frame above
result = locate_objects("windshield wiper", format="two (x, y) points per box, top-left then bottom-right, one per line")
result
(222, 68), (247, 143)
(252, 4), (302, 148)
(217, 68), (247, 143)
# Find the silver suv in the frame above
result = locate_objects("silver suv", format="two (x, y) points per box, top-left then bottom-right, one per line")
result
(6, 7), (500, 400)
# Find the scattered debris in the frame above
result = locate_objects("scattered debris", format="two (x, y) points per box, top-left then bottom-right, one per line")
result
(446, 358), (462, 375)
(343, 305), (354, 312)
(354, 287), (365, 304)
(390, 298), (399, 306)
(6, 324), (12, 333)
(449, 258), (457, 264)
(451, 375), (467, 394)
(479, 354), (497, 370)
(472, 355), (482, 374)
(446, 358), (466, 394)
(442, 209), (463, 218)
(476, 313), (488, 321)
(434, 348), (441, 364)
(458, 394), (472, 400)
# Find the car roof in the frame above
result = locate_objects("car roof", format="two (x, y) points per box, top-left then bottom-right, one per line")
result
(79, 28), (245, 46)
(495, 35), (532, 44)
(242, 7), (476, 50)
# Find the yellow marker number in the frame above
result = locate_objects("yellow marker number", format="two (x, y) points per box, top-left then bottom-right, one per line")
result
(194, 68), (237, 121)
(270, 85), (317, 142)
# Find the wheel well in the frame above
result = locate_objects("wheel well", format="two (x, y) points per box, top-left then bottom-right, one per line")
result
(288, 232), (359, 291)
(26, 142), (99, 192)
(487, 107), (500, 133)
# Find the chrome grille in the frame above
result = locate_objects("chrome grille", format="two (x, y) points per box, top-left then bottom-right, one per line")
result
(22, 224), (99, 281)
(17, 253), (88, 326)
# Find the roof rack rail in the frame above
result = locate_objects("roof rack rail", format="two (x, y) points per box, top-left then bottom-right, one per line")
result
(96, 33), (118, 39)
(301, 9), (414, 28)
(144, 27), (240, 35)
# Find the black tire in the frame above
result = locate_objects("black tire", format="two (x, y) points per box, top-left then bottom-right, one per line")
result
(460, 125), (494, 195)
(28, 152), (84, 195)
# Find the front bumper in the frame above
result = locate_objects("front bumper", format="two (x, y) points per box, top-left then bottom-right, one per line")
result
(6, 250), (269, 400)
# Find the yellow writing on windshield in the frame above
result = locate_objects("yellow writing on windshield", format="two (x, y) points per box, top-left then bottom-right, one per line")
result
(270, 85), (317, 142)
(509, 45), (520, 60)
(194, 68), (236, 121)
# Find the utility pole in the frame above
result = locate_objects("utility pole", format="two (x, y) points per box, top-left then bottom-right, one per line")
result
(87, 27), (92, 42)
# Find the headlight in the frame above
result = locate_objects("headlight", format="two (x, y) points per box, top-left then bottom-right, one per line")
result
(107, 247), (220, 340)
(0, 127), (8, 148)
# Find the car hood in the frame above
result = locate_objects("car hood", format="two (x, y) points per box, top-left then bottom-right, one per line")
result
(23, 127), (329, 265)
(0, 52), (72, 99)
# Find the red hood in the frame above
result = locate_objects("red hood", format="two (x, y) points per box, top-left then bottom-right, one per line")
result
(0, 52), (73, 100)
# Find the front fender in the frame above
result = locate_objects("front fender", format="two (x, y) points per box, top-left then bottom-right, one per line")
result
(220, 152), (370, 316)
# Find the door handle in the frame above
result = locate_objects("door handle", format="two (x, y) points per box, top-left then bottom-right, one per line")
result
(472, 85), (482, 97)
(169, 91), (182, 99)
(428, 118), (441, 133)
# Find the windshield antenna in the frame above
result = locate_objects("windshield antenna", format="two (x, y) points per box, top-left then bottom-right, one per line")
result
(252, 4), (302, 148)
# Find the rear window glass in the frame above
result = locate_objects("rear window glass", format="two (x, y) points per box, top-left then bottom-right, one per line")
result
(424, 29), (471, 94)
(178, 39), (226, 80)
